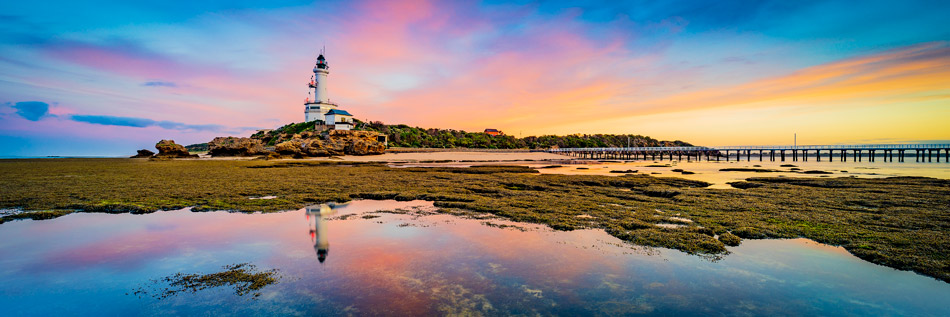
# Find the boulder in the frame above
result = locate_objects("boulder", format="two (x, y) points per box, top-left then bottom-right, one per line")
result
(328, 130), (386, 155)
(208, 137), (266, 157)
(130, 149), (155, 158)
(322, 137), (347, 156)
(155, 140), (198, 158)
(275, 139), (305, 156)
(276, 138), (334, 157)
(345, 137), (385, 155)
(304, 139), (333, 157)
(269, 130), (385, 158)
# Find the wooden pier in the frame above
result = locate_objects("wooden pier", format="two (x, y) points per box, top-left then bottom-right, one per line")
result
(549, 144), (950, 163)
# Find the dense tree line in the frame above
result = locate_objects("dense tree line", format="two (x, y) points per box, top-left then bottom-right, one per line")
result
(246, 120), (692, 149)
(356, 120), (692, 149)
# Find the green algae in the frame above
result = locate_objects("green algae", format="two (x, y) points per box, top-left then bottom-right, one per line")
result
(1, 158), (948, 282)
(718, 232), (741, 246)
(133, 263), (280, 299)
(719, 168), (782, 172)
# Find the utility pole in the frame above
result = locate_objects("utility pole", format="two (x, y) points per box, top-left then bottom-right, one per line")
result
(794, 133), (797, 147)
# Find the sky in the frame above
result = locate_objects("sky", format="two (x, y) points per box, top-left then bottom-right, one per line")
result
(0, 0), (948, 156)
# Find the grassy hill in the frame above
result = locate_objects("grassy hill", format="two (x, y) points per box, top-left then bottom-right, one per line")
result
(247, 120), (692, 149)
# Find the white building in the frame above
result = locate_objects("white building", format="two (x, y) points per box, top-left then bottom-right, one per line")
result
(304, 52), (339, 122)
(303, 49), (362, 131)
(325, 109), (353, 131)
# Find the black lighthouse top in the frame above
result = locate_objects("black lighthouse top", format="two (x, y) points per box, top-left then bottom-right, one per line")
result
(315, 54), (328, 69)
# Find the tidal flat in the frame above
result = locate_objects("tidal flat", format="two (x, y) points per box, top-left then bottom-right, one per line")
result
(0, 158), (948, 283)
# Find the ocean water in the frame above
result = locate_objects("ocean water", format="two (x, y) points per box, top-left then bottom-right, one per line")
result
(537, 159), (950, 189)
(0, 200), (947, 315)
(392, 158), (950, 189)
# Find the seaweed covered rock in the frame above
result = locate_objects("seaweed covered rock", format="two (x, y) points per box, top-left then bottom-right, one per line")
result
(728, 181), (764, 189)
(130, 149), (155, 158)
(718, 232), (742, 246)
(208, 137), (266, 157)
(155, 140), (198, 158)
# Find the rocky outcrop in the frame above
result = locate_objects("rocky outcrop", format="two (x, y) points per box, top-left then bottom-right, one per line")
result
(155, 140), (198, 158)
(130, 149), (155, 158)
(208, 137), (266, 157)
(276, 138), (333, 157)
(274, 130), (385, 157)
(331, 130), (386, 155)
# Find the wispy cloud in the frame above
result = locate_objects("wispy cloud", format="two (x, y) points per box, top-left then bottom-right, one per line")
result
(69, 114), (225, 132)
(631, 42), (950, 116)
(142, 81), (177, 87)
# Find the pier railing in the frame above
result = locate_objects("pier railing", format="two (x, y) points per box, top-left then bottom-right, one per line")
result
(549, 144), (950, 163)
(549, 144), (950, 152)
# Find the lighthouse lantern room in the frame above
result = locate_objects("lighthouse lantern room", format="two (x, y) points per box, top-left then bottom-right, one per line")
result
(304, 49), (338, 123)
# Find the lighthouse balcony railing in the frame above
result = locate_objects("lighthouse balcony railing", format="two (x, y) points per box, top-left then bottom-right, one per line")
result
(304, 101), (339, 106)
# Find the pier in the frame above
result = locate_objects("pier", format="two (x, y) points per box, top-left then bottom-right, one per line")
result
(550, 144), (950, 162)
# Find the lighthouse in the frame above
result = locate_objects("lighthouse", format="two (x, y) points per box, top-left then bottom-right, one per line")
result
(306, 203), (338, 263)
(304, 49), (338, 122)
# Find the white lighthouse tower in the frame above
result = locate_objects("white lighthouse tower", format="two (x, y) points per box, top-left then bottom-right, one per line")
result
(304, 49), (338, 122)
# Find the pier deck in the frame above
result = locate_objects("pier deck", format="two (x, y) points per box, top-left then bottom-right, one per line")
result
(550, 144), (950, 162)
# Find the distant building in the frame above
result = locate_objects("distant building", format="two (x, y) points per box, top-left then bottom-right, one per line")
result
(484, 128), (503, 136)
(326, 109), (353, 131)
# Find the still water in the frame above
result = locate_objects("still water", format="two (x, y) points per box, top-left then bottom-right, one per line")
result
(393, 159), (950, 189)
(1, 200), (947, 315)
(538, 159), (950, 189)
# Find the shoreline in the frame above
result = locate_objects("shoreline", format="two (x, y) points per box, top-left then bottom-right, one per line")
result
(12, 151), (950, 189)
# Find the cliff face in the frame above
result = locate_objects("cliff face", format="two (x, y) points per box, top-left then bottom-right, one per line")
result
(275, 130), (385, 157)
(208, 137), (265, 157)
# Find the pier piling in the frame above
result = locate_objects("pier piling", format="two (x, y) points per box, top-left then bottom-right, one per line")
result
(552, 144), (949, 164)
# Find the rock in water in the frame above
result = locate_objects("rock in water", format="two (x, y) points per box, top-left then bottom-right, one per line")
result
(208, 137), (266, 157)
(155, 140), (198, 158)
(130, 149), (155, 158)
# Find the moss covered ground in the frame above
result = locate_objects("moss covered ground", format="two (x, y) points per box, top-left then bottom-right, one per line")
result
(1, 158), (948, 282)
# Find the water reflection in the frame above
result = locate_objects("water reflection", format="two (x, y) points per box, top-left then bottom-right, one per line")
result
(305, 203), (347, 263)
(0, 200), (947, 315)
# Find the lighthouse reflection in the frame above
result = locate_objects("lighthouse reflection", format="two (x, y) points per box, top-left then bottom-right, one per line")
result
(305, 202), (347, 264)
